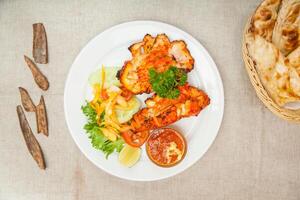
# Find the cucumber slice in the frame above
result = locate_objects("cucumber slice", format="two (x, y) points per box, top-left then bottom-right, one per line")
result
(88, 66), (121, 88)
(115, 97), (140, 123)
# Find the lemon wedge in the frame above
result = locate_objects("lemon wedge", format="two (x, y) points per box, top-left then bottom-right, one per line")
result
(119, 144), (141, 167)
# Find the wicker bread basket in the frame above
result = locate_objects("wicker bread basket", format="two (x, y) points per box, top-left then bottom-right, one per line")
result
(242, 17), (300, 123)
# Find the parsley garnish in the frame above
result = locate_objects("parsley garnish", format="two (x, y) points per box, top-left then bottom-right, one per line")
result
(149, 66), (187, 99)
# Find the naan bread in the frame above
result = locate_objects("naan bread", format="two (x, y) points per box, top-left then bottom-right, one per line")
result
(250, 0), (282, 41)
(246, 33), (300, 106)
(286, 46), (300, 67)
(272, 0), (300, 55)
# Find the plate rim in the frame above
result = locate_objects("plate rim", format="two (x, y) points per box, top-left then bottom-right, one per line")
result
(64, 20), (224, 181)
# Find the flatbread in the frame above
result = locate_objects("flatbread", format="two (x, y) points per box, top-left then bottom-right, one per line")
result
(272, 0), (300, 55)
(287, 46), (300, 67)
(246, 0), (300, 108)
(246, 33), (300, 106)
(250, 0), (282, 41)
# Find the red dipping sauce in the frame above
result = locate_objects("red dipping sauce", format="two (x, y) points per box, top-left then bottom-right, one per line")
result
(146, 128), (187, 167)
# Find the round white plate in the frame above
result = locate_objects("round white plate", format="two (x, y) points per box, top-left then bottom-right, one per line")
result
(64, 21), (224, 181)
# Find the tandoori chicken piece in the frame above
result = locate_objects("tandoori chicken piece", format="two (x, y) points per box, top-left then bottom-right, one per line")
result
(128, 84), (210, 132)
(120, 85), (210, 147)
(117, 34), (195, 94)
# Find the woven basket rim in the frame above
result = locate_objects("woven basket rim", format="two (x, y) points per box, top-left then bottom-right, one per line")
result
(242, 15), (300, 123)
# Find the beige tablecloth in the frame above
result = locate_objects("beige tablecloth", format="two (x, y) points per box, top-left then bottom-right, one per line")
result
(1, 0), (300, 199)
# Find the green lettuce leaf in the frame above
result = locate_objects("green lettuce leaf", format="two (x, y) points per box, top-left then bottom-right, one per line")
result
(81, 102), (124, 158)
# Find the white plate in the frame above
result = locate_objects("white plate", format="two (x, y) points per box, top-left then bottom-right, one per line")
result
(64, 21), (224, 181)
